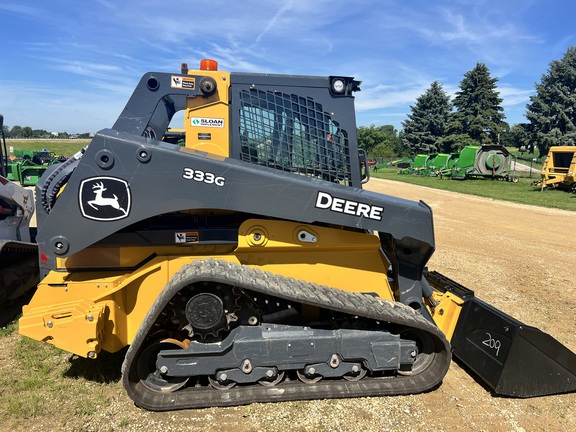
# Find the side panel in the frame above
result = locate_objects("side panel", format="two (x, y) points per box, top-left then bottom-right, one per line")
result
(36, 129), (435, 276)
(21, 218), (394, 358)
(184, 70), (231, 156)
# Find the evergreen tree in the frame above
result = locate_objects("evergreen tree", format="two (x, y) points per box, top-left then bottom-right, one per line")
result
(401, 81), (451, 154)
(445, 63), (507, 151)
(525, 46), (576, 156)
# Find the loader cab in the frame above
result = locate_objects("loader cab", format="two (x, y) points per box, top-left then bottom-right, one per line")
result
(233, 79), (354, 184)
(115, 60), (367, 187)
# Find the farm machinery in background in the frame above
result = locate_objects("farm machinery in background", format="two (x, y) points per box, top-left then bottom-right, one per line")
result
(5, 148), (66, 186)
(398, 144), (518, 182)
(0, 115), (39, 325)
(386, 156), (413, 169)
(532, 146), (576, 192)
(9, 61), (576, 411)
(396, 153), (459, 176)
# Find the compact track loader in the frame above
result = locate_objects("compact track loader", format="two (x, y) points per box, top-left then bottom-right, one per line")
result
(0, 115), (39, 325)
(19, 61), (576, 411)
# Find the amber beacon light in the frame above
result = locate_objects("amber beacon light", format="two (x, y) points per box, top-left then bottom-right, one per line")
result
(200, 59), (218, 71)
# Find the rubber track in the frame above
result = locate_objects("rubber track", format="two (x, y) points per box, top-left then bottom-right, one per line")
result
(121, 259), (451, 411)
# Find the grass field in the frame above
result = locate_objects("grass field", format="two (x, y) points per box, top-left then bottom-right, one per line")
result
(371, 167), (576, 212)
(6, 139), (89, 158)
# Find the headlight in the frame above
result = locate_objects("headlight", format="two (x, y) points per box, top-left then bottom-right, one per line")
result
(331, 78), (346, 93)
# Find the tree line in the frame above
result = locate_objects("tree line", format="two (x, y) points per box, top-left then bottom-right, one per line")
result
(1, 125), (91, 139)
(359, 46), (576, 158)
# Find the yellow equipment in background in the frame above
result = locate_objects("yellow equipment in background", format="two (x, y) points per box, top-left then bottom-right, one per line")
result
(537, 146), (576, 192)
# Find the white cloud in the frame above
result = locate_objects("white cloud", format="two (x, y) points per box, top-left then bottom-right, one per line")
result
(356, 84), (428, 111)
(498, 86), (534, 107)
(254, 0), (295, 45)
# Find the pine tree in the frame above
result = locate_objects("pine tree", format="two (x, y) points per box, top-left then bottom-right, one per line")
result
(445, 63), (507, 151)
(525, 46), (576, 156)
(401, 81), (451, 154)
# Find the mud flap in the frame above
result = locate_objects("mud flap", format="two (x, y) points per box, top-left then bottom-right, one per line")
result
(428, 271), (576, 397)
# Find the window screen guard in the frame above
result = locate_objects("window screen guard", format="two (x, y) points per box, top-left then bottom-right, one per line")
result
(237, 88), (353, 185)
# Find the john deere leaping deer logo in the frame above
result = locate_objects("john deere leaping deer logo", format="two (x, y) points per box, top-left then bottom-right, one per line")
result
(79, 177), (131, 221)
(88, 181), (127, 214)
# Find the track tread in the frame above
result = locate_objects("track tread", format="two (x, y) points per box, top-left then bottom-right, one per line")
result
(122, 259), (451, 411)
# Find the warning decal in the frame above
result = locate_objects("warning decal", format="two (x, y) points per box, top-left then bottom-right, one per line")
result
(175, 232), (199, 244)
(171, 75), (196, 90)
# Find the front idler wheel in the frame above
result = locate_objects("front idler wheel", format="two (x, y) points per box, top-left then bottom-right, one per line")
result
(397, 329), (435, 376)
(136, 338), (190, 393)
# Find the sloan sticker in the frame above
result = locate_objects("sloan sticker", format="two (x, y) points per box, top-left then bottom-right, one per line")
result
(315, 191), (383, 221)
(79, 177), (131, 221)
(190, 117), (225, 128)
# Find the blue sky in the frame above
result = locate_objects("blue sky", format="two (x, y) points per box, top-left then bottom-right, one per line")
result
(0, 0), (574, 134)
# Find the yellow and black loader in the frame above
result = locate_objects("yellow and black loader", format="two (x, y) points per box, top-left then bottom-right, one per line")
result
(17, 60), (576, 410)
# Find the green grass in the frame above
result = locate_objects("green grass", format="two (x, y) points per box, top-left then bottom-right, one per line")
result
(371, 167), (576, 212)
(0, 337), (63, 419)
(0, 319), (18, 336)
(509, 147), (545, 165)
(0, 327), (123, 426)
(6, 139), (89, 158)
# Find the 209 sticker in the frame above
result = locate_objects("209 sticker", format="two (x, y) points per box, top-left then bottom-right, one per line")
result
(182, 168), (225, 186)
